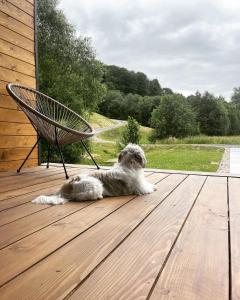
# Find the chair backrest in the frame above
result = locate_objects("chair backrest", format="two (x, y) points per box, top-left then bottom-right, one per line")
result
(7, 83), (95, 146)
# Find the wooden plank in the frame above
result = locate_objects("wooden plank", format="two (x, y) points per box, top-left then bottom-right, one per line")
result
(0, 80), (8, 95)
(0, 165), (85, 196)
(0, 108), (30, 123)
(0, 166), (87, 194)
(0, 136), (37, 148)
(0, 158), (37, 171)
(228, 177), (240, 300)
(0, 39), (35, 65)
(0, 0), (34, 28)
(0, 95), (19, 109)
(0, 66), (36, 87)
(0, 122), (35, 135)
(0, 147), (37, 162)
(0, 25), (34, 52)
(0, 10), (34, 41)
(0, 165), (45, 177)
(0, 202), (49, 227)
(7, 0), (34, 17)
(0, 165), (64, 188)
(0, 53), (35, 77)
(0, 168), (86, 211)
(68, 175), (205, 300)
(149, 176), (229, 300)
(0, 174), (186, 299)
(0, 202), (93, 249)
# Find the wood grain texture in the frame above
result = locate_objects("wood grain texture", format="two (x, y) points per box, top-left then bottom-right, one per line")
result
(0, 166), (89, 201)
(0, 173), (185, 299)
(0, 158), (37, 171)
(0, 195), (135, 286)
(0, 122), (35, 135)
(0, 0), (34, 28)
(0, 39), (35, 65)
(0, 25), (34, 52)
(0, 135), (37, 148)
(149, 176), (229, 300)
(0, 168), (85, 211)
(0, 66), (36, 86)
(7, 0), (34, 16)
(0, 108), (30, 123)
(0, 10), (34, 40)
(69, 175), (205, 300)
(0, 147), (37, 161)
(0, 201), (93, 249)
(228, 177), (240, 300)
(0, 52), (35, 77)
(0, 95), (19, 109)
(0, 80), (8, 95)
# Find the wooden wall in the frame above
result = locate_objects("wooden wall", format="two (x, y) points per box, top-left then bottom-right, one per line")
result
(0, 0), (38, 171)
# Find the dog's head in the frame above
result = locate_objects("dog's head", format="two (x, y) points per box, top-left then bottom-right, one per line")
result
(118, 144), (146, 169)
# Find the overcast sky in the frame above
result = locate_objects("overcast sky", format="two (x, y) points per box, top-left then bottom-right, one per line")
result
(59, 0), (240, 100)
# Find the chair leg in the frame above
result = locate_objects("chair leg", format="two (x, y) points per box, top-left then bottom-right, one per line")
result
(55, 135), (69, 179)
(81, 141), (100, 170)
(17, 136), (41, 173)
(46, 144), (51, 168)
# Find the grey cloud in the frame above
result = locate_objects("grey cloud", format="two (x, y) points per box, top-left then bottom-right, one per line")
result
(59, 0), (240, 100)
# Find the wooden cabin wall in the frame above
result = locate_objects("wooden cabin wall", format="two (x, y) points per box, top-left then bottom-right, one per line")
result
(0, 0), (38, 171)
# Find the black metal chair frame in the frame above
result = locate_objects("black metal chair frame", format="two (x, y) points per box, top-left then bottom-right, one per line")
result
(7, 83), (100, 179)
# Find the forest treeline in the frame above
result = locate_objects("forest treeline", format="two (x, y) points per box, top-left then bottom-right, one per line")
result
(100, 65), (240, 139)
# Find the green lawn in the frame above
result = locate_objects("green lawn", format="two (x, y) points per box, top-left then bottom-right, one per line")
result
(99, 125), (152, 144)
(81, 143), (224, 172)
(89, 112), (118, 129)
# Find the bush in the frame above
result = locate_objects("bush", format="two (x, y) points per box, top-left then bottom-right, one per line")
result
(121, 116), (141, 146)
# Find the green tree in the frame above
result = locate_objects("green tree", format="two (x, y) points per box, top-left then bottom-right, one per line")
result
(38, 0), (106, 114)
(37, 0), (106, 163)
(231, 87), (240, 103)
(150, 94), (198, 139)
(189, 92), (230, 136)
(121, 117), (141, 146)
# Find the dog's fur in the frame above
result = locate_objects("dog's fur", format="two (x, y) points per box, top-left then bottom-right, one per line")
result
(32, 144), (156, 205)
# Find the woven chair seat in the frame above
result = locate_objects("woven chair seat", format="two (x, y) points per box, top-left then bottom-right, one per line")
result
(7, 83), (95, 146)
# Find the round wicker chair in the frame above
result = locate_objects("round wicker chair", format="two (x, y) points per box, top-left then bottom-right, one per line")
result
(7, 83), (100, 178)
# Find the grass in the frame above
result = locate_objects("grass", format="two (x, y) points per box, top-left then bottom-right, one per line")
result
(81, 143), (224, 172)
(99, 125), (153, 144)
(89, 112), (118, 129)
(156, 135), (240, 145)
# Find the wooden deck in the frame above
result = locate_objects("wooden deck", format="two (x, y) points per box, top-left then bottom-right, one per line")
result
(0, 164), (239, 300)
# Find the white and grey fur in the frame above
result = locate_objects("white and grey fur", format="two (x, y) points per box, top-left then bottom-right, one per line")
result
(32, 144), (156, 205)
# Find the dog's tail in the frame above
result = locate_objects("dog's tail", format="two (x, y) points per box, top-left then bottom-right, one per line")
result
(32, 193), (67, 205)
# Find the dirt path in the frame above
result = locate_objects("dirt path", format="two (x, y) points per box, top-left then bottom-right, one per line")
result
(93, 120), (126, 143)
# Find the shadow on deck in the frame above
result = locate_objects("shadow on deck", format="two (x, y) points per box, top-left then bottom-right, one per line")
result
(0, 164), (239, 300)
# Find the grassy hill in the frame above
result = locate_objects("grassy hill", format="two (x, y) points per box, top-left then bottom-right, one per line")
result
(89, 113), (119, 129)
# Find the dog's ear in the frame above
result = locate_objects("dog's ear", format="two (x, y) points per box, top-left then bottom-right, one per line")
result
(118, 151), (123, 162)
(134, 153), (146, 168)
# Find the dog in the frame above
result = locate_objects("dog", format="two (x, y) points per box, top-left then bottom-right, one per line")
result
(32, 144), (156, 205)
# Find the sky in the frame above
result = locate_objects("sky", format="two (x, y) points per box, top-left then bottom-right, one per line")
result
(58, 0), (240, 100)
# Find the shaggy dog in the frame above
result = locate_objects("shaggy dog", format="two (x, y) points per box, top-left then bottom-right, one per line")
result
(32, 144), (156, 205)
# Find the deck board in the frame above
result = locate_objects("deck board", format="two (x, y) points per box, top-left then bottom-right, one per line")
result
(228, 177), (240, 300)
(0, 165), (237, 299)
(149, 176), (229, 300)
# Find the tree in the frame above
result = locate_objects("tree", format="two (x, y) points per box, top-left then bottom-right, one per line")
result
(37, 0), (106, 163)
(121, 117), (141, 146)
(231, 87), (240, 103)
(189, 92), (230, 136)
(37, 0), (106, 115)
(150, 94), (198, 139)
(148, 79), (162, 96)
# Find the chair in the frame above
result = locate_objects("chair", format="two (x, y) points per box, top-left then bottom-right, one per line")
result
(6, 83), (100, 179)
